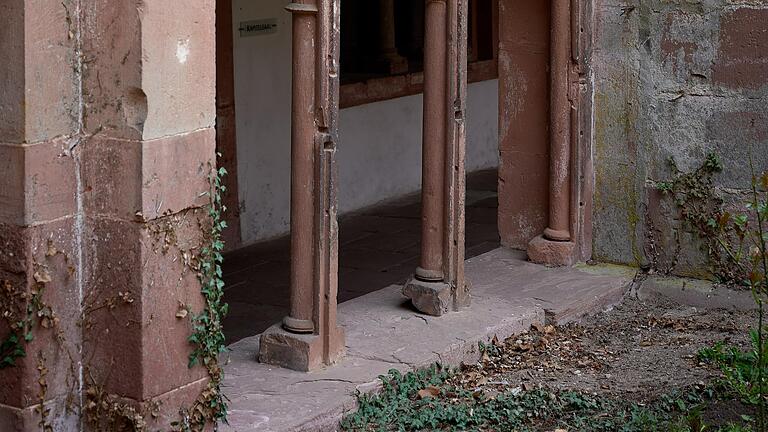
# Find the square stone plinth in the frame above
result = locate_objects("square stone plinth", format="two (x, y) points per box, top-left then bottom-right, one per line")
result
(527, 235), (576, 266)
(258, 324), (345, 372)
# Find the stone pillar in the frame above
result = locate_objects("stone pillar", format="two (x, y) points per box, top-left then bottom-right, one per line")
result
(377, 0), (409, 74)
(284, 1), (318, 335)
(417, 0), (448, 283)
(527, 0), (577, 266)
(0, 1), (81, 429)
(78, 0), (217, 429)
(404, 0), (470, 316)
(258, 0), (345, 372)
(1, 0), (225, 429)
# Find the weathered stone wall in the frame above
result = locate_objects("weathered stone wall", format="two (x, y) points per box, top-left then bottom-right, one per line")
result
(0, 1), (217, 430)
(592, 0), (768, 277)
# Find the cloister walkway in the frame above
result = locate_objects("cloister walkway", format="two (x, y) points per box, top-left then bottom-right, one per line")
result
(219, 170), (634, 432)
(222, 169), (501, 343)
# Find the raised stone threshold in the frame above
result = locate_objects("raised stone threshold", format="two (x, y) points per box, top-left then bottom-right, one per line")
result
(221, 248), (636, 432)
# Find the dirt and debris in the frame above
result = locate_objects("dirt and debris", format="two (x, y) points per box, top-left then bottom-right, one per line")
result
(444, 293), (756, 428)
(343, 292), (759, 431)
(453, 294), (751, 396)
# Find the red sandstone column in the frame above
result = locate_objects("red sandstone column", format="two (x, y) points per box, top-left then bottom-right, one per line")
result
(416, 0), (449, 283)
(404, 0), (470, 316)
(378, 0), (409, 74)
(545, 0), (572, 243)
(283, 1), (319, 334)
(526, 0), (577, 266)
(258, 0), (345, 371)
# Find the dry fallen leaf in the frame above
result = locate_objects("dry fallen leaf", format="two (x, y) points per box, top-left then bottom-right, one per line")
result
(34, 269), (52, 284)
(46, 240), (58, 257)
(417, 386), (440, 399)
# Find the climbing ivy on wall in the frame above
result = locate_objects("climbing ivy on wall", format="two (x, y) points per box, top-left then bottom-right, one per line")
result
(0, 265), (57, 369)
(174, 161), (230, 431)
(655, 153), (754, 285)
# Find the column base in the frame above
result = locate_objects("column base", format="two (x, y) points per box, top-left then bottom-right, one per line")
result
(527, 235), (576, 266)
(258, 324), (345, 372)
(403, 277), (452, 316)
(376, 54), (409, 75)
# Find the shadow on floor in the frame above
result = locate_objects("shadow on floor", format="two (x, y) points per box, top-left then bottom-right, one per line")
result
(222, 168), (500, 343)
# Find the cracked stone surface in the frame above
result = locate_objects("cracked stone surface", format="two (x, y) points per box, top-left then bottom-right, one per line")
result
(221, 247), (634, 431)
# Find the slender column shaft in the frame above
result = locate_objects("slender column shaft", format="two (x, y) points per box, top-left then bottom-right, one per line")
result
(284, 1), (318, 334)
(416, 0), (448, 282)
(379, 0), (398, 57)
(544, 0), (572, 242)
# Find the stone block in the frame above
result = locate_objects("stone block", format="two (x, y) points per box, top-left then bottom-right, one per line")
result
(23, 0), (79, 143)
(80, 377), (208, 432)
(82, 211), (208, 401)
(0, 219), (82, 415)
(0, 139), (77, 226)
(402, 277), (452, 316)
(259, 324), (346, 372)
(0, 0), (78, 144)
(0, 396), (79, 432)
(82, 0), (216, 140)
(82, 129), (214, 222)
(713, 8), (768, 91)
(527, 235), (576, 267)
(0, 0), (25, 143)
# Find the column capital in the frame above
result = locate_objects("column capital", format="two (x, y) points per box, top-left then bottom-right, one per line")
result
(285, 3), (318, 14)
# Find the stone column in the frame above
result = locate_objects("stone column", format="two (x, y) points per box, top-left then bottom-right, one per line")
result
(258, 0), (345, 372)
(404, 0), (471, 316)
(0, 1), (82, 429)
(527, 0), (577, 266)
(418, 0), (448, 283)
(377, 0), (409, 74)
(283, 1), (318, 335)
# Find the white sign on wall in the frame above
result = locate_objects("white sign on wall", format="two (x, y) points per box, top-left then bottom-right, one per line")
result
(239, 19), (278, 37)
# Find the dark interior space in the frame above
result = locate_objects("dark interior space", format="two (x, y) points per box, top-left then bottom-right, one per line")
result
(340, 0), (495, 85)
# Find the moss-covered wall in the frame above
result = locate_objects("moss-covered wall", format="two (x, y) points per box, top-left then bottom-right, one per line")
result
(591, 0), (768, 277)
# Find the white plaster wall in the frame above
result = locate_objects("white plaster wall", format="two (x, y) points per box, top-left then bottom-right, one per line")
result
(232, 1), (499, 245)
(232, 0), (292, 244)
(338, 79), (499, 214)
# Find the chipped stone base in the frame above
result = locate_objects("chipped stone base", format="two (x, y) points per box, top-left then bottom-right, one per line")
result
(258, 324), (345, 372)
(527, 235), (576, 266)
(402, 277), (452, 316)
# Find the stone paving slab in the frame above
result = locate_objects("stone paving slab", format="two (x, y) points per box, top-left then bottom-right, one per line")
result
(467, 248), (636, 324)
(222, 248), (635, 432)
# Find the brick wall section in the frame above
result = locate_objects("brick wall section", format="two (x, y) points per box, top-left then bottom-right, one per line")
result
(591, 1), (768, 276)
